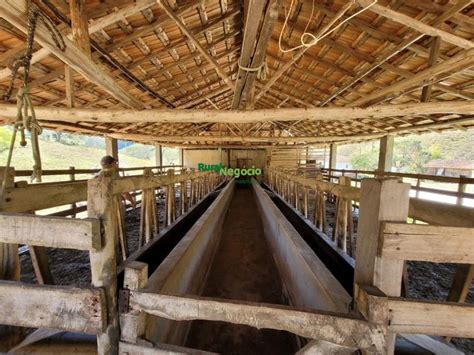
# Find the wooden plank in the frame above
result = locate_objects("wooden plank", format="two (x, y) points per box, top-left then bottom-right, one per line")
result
(381, 222), (474, 263)
(0, 213), (101, 250)
(119, 341), (218, 355)
(0, 100), (472, 124)
(352, 48), (474, 106)
(409, 198), (474, 227)
(128, 292), (383, 350)
(0, 281), (105, 334)
(421, 37), (441, 102)
(388, 298), (474, 338)
(112, 170), (209, 195)
(0, 181), (88, 213)
(357, 0), (474, 49)
(0, 0), (144, 109)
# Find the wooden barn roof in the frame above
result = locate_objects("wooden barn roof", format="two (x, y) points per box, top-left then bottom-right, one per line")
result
(0, 0), (473, 147)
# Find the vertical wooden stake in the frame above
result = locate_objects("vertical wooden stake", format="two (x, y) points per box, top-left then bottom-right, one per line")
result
(69, 166), (77, 217)
(88, 171), (119, 354)
(333, 176), (351, 253)
(121, 261), (148, 344)
(314, 173), (326, 232)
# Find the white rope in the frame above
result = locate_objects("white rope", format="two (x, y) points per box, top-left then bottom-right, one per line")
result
(278, 0), (378, 53)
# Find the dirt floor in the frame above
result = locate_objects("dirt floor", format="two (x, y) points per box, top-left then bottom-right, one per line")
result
(186, 186), (297, 355)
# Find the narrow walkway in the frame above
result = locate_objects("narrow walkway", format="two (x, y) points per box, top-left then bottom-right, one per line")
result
(186, 186), (296, 355)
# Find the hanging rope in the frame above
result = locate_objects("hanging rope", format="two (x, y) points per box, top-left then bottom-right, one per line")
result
(1, 1), (66, 193)
(278, 0), (378, 53)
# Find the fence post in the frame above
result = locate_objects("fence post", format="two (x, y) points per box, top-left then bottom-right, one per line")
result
(69, 166), (77, 217)
(121, 261), (148, 344)
(0, 167), (19, 282)
(88, 170), (119, 354)
(354, 178), (410, 354)
(314, 173), (326, 232)
(333, 176), (352, 254)
(457, 175), (467, 206)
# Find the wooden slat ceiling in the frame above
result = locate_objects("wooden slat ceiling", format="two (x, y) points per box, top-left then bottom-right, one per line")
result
(0, 0), (473, 147)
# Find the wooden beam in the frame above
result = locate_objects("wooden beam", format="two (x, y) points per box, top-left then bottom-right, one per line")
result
(0, 281), (106, 334)
(64, 65), (75, 108)
(0, 213), (101, 251)
(157, 0), (234, 91)
(0, 101), (471, 124)
(381, 222), (474, 264)
(0, 181), (87, 213)
(128, 292), (383, 350)
(232, 0), (281, 109)
(69, 0), (91, 57)
(105, 136), (119, 162)
(421, 37), (441, 102)
(0, 0), (158, 80)
(0, 0), (145, 109)
(357, 0), (474, 49)
(388, 298), (474, 338)
(352, 48), (474, 107)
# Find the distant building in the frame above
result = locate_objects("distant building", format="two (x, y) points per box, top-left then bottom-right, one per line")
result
(423, 160), (474, 177)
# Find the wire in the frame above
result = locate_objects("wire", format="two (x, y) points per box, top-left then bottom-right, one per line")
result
(278, 0), (378, 53)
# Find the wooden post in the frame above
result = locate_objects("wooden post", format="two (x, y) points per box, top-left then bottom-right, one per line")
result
(69, 166), (77, 217)
(354, 178), (410, 354)
(314, 173), (326, 232)
(69, 0), (91, 57)
(457, 175), (468, 206)
(448, 264), (474, 303)
(303, 186), (309, 218)
(155, 144), (163, 168)
(333, 176), (353, 254)
(64, 66), (75, 108)
(166, 169), (175, 226)
(0, 167), (19, 281)
(329, 144), (337, 172)
(377, 135), (394, 172)
(121, 261), (148, 344)
(29, 245), (54, 285)
(139, 168), (158, 247)
(87, 171), (119, 354)
(105, 137), (119, 163)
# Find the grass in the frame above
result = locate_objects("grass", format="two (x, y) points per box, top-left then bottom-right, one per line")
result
(0, 137), (155, 183)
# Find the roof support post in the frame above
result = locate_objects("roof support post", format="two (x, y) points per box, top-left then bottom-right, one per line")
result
(377, 135), (394, 173)
(105, 137), (119, 163)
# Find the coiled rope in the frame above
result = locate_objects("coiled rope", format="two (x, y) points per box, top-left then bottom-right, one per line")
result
(278, 0), (378, 53)
(1, 1), (65, 193)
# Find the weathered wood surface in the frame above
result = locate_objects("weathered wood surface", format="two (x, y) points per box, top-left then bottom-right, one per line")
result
(0, 213), (101, 250)
(0, 0), (144, 109)
(381, 222), (474, 263)
(146, 179), (234, 345)
(129, 292), (383, 351)
(252, 180), (351, 312)
(113, 170), (212, 194)
(0, 181), (87, 213)
(0, 281), (105, 334)
(0, 101), (472, 124)
(388, 298), (474, 338)
(87, 172), (119, 353)
(119, 341), (218, 355)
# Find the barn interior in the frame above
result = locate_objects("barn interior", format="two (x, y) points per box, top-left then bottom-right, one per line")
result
(0, 0), (473, 354)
